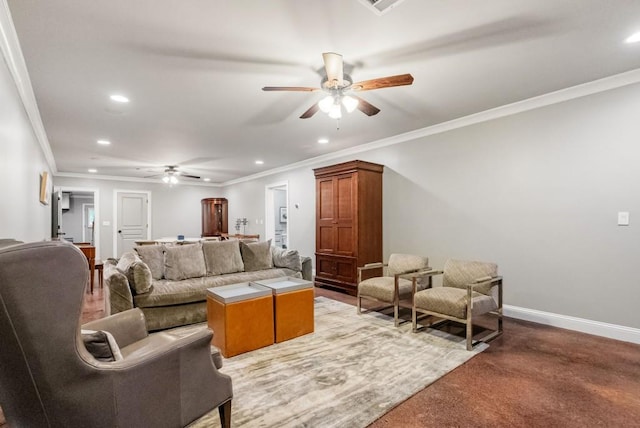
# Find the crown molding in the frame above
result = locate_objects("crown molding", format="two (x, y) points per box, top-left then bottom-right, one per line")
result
(54, 172), (222, 187)
(0, 1), (57, 173)
(223, 68), (640, 186)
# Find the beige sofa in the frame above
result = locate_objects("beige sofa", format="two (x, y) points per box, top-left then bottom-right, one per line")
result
(106, 239), (312, 331)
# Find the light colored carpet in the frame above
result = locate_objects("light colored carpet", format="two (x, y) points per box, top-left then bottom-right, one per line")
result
(190, 297), (487, 428)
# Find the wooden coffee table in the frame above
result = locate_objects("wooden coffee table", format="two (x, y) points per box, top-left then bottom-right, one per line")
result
(206, 282), (274, 358)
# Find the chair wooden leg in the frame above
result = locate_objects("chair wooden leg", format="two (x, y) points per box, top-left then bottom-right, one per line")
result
(219, 399), (231, 428)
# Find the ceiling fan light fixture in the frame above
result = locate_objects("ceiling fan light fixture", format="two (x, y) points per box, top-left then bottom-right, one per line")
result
(318, 95), (334, 113)
(162, 175), (170, 183)
(342, 95), (359, 113)
(328, 103), (342, 119)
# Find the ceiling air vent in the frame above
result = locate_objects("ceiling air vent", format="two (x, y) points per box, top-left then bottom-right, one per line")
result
(357, 0), (406, 15)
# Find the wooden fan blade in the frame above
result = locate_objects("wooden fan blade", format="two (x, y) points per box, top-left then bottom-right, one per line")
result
(352, 96), (380, 116)
(262, 86), (320, 92)
(352, 74), (414, 91)
(322, 52), (344, 86)
(181, 173), (201, 179)
(300, 103), (320, 119)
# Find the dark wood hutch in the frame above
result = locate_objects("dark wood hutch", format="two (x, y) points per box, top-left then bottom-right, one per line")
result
(313, 160), (383, 295)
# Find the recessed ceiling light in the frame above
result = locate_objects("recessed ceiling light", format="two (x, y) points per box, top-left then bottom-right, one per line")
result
(203, 178), (211, 182)
(110, 94), (129, 103)
(255, 160), (264, 165)
(97, 139), (111, 145)
(318, 138), (329, 144)
(625, 32), (640, 43)
(88, 168), (97, 173)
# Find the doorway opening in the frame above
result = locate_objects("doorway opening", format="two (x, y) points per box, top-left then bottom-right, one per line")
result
(52, 186), (100, 259)
(265, 182), (288, 249)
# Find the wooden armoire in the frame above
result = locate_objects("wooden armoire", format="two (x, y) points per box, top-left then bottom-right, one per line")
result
(313, 160), (383, 295)
(201, 198), (228, 237)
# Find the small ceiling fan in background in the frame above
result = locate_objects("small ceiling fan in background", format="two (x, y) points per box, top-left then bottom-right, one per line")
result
(262, 52), (414, 119)
(145, 165), (201, 185)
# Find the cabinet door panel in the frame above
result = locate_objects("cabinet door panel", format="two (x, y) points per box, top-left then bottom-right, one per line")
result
(317, 179), (334, 221)
(336, 226), (353, 255)
(317, 225), (335, 253)
(335, 258), (356, 284)
(336, 175), (354, 222)
(316, 256), (336, 279)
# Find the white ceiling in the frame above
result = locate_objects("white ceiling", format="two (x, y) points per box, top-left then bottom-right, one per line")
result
(8, 0), (640, 183)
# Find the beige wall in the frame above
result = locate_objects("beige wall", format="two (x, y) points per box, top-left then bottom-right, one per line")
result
(0, 42), (52, 242)
(224, 82), (640, 331)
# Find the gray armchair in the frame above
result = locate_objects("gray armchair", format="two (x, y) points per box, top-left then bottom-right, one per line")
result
(412, 259), (503, 350)
(0, 241), (232, 428)
(357, 253), (433, 326)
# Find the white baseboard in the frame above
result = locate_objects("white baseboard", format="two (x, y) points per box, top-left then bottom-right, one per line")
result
(503, 305), (640, 345)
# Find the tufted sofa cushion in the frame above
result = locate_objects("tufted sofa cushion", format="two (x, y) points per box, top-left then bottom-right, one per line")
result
(134, 245), (164, 280)
(240, 239), (273, 272)
(271, 246), (302, 271)
(202, 240), (244, 275)
(164, 243), (207, 280)
(116, 252), (153, 294)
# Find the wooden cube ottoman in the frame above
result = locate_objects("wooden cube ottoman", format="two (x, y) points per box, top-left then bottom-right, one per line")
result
(206, 282), (274, 358)
(254, 277), (314, 343)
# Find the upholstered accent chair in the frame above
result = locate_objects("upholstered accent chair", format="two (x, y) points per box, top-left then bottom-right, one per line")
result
(0, 241), (232, 428)
(412, 259), (503, 351)
(357, 253), (433, 326)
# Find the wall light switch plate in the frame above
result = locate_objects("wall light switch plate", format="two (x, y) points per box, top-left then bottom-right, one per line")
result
(102, 220), (111, 226)
(618, 212), (630, 226)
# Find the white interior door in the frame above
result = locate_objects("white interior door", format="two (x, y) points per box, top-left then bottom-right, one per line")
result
(116, 191), (149, 256)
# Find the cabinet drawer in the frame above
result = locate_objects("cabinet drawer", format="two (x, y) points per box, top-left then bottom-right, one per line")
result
(315, 254), (356, 285)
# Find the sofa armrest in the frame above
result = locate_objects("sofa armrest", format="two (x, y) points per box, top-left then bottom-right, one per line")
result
(104, 263), (135, 314)
(300, 256), (312, 281)
(82, 308), (148, 348)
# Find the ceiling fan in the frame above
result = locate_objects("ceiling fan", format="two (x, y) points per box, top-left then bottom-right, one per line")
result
(145, 165), (201, 184)
(262, 52), (413, 119)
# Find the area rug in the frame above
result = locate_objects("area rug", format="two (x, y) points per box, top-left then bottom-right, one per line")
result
(189, 297), (487, 428)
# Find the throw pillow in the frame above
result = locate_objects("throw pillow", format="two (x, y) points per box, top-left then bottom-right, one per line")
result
(81, 329), (124, 362)
(164, 242), (207, 280)
(240, 239), (273, 272)
(134, 245), (164, 280)
(202, 240), (244, 275)
(271, 246), (302, 271)
(116, 252), (153, 294)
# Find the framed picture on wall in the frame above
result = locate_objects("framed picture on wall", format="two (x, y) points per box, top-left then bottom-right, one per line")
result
(39, 172), (49, 205)
(279, 207), (287, 223)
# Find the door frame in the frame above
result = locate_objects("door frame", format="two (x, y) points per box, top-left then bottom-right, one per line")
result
(53, 186), (100, 259)
(113, 189), (152, 258)
(265, 181), (288, 248)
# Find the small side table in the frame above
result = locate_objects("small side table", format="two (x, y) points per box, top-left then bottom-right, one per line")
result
(206, 283), (274, 358)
